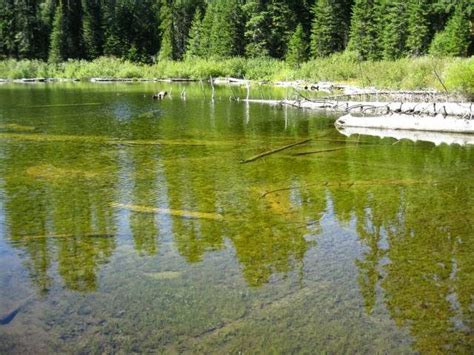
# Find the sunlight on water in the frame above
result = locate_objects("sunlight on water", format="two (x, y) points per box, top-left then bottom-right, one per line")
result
(0, 83), (472, 353)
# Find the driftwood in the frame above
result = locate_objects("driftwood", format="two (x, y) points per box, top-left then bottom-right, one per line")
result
(245, 98), (473, 118)
(241, 139), (311, 163)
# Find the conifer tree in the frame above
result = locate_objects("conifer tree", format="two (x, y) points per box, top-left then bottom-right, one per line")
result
(429, 3), (471, 57)
(243, 0), (269, 57)
(158, 0), (174, 60)
(267, 0), (296, 58)
(48, 1), (67, 62)
(381, 0), (407, 59)
(311, 0), (344, 57)
(210, 0), (244, 57)
(347, 0), (381, 60)
(0, 0), (16, 57)
(185, 7), (203, 58)
(286, 24), (308, 67)
(82, 0), (103, 59)
(405, 0), (431, 56)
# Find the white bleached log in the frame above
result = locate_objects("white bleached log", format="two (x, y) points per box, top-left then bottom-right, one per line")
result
(337, 125), (474, 146)
(335, 113), (474, 134)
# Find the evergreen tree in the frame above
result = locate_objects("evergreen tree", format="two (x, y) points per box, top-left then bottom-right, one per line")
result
(267, 0), (296, 58)
(243, 0), (269, 57)
(429, 3), (472, 57)
(82, 0), (103, 59)
(185, 7), (203, 58)
(381, 0), (408, 59)
(405, 0), (431, 56)
(286, 23), (308, 67)
(311, 0), (345, 57)
(48, 1), (67, 62)
(347, 0), (381, 60)
(158, 0), (174, 60)
(0, 0), (18, 57)
(210, 0), (244, 57)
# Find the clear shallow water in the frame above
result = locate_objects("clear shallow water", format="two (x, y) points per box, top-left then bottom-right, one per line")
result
(0, 83), (472, 353)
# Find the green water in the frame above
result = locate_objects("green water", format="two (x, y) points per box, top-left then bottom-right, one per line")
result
(0, 83), (472, 354)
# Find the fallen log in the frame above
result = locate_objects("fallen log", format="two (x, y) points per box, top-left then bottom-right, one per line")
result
(241, 139), (311, 163)
(337, 125), (474, 146)
(246, 99), (473, 117)
(260, 179), (426, 198)
(111, 202), (225, 221)
(292, 147), (349, 156)
(335, 113), (474, 134)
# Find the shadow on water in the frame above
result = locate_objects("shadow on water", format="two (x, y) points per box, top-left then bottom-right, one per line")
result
(0, 83), (472, 353)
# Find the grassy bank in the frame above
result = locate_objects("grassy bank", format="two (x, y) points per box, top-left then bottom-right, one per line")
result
(1, 54), (472, 98)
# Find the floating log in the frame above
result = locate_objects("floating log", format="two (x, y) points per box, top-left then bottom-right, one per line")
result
(111, 202), (225, 221)
(336, 113), (474, 134)
(241, 139), (311, 163)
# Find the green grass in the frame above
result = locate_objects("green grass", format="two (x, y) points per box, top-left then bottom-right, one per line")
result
(0, 54), (472, 98)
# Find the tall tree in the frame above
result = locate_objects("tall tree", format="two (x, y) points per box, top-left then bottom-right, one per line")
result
(243, 0), (269, 57)
(82, 0), (103, 59)
(381, 0), (408, 59)
(311, 0), (345, 57)
(286, 23), (308, 67)
(0, 0), (19, 57)
(208, 0), (244, 57)
(429, 2), (472, 57)
(405, 0), (431, 56)
(48, 0), (67, 62)
(158, 0), (174, 60)
(347, 0), (381, 60)
(185, 7), (203, 58)
(267, 0), (296, 58)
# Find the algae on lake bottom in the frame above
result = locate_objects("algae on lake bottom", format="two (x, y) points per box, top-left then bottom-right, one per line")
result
(0, 83), (472, 354)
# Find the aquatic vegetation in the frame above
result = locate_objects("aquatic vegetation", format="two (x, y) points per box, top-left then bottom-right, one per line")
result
(0, 83), (472, 353)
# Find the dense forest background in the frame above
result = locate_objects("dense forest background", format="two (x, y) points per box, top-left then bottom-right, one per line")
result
(0, 0), (472, 65)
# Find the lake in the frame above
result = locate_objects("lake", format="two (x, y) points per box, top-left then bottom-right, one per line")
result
(0, 83), (472, 353)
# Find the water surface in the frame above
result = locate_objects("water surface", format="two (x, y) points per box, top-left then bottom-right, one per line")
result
(0, 83), (472, 353)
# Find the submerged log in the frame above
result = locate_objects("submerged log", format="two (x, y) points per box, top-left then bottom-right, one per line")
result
(111, 203), (225, 221)
(241, 139), (311, 163)
(292, 147), (349, 156)
(260, 179), (426, 198)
